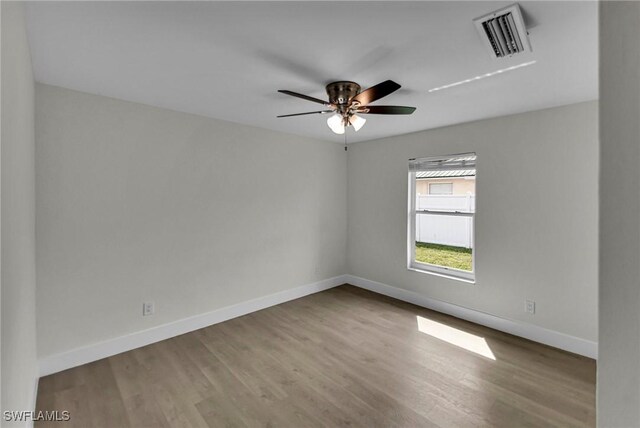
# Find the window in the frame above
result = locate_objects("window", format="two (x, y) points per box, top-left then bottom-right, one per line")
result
(428, 182), (453, 195)
(408, 153), (476, 282)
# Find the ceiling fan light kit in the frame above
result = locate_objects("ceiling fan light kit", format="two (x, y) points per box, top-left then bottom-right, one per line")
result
(277, 80), (416, 135)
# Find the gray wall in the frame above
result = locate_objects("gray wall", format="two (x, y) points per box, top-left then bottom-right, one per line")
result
(1, 1), (39, 424)
(599, 2), (640, 426)
(35, 84), (347, 359)
(347, 102), (598, 343)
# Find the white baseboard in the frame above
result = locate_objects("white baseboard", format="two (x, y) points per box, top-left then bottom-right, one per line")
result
(345, 275), (598, 359)
(39, 275), (348, 377)
(39, 273), (596, 377)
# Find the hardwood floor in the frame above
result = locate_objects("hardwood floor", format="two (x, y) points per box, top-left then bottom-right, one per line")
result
(36, 285), (596, 427)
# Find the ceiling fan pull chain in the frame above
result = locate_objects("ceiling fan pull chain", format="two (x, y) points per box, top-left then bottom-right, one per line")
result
(344, 128), (348, 151)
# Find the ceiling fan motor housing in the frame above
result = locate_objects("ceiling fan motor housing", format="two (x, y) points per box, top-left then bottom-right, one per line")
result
(326, 81), (361, 106)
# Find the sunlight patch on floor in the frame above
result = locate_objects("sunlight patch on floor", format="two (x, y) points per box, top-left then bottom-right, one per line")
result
(416, 316), (496, 360)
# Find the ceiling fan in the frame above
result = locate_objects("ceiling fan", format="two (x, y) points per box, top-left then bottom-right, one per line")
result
(277, 80), (416, 135)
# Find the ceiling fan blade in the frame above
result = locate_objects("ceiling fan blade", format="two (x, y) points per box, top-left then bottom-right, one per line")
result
(358, 105), (416, 115)
(351, 80), (401, 106)
(278, 90), (330, 106)
(277, 110), (333, 118)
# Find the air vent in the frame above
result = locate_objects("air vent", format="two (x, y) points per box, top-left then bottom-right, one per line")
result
(473, 4), (531, 58)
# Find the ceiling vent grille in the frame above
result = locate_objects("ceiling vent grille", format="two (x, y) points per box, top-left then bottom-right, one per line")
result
(473, 4), (531, 58)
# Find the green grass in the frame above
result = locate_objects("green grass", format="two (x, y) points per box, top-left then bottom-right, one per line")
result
(415, 242), (472, 271)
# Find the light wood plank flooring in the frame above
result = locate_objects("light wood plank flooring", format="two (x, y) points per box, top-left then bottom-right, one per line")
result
(36, 285), (596, 427)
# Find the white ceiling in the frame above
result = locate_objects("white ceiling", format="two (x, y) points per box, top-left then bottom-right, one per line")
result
(25, 1), (598, 143)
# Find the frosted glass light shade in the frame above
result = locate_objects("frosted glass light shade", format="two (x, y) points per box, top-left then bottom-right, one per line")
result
(350, 114), (366, 132)
(327, 113), (345, 135)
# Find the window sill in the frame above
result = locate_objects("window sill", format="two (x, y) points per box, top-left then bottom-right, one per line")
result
(408, 265), (476, 284)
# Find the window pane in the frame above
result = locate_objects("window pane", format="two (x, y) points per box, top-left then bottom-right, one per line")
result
(416, 193), (475, 213)
(410, 153), (476, 280)
(428, 183), (453, 195)
(415, 213), (473, 271)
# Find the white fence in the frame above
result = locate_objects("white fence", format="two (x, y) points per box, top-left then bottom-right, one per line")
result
(416, 195), (475, 249)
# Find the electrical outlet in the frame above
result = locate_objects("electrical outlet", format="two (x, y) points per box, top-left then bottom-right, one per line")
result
(525, 300), (535, 314)
(143, 301), (155, 316)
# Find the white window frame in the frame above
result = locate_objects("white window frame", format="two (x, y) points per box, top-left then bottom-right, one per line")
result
(407, 154), (476, 283)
